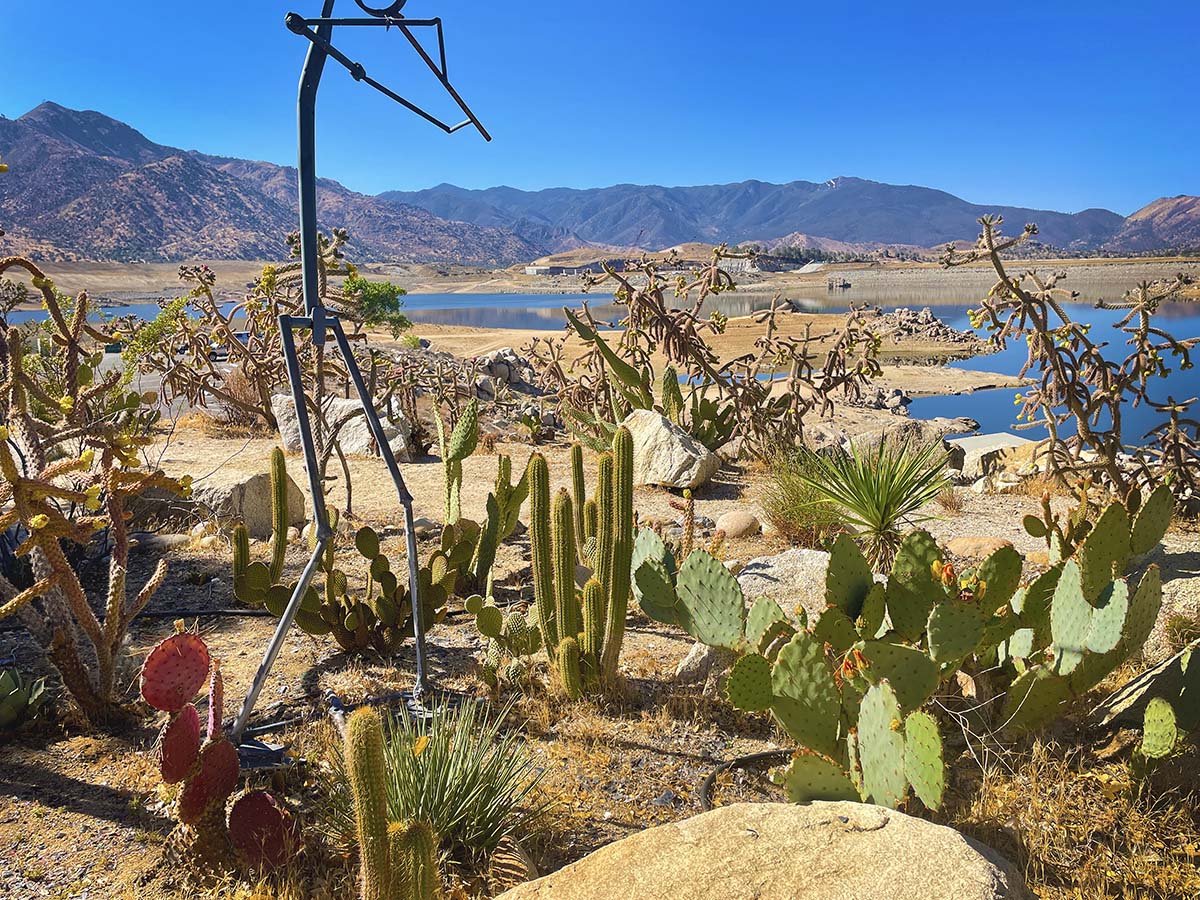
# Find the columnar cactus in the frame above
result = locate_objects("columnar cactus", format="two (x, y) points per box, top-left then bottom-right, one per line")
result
(388, 819), (444, 900)
(552, 490), (580, 644)
(522, 428), (634, 697)
(600, 426), (634, 683)
(269, 446), (289, 583)
(570, 442), (587, 562)
(344, 707), (446, 899)
(347, 707), (392, 900)
(528, 453), (558, 656)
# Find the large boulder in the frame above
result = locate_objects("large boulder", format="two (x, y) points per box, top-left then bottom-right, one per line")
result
(737, 547), (833, 624)
(851, 416), (979, 470)
(191, 466), (306, 538)
(271, 394), (412, 461)
(947, 433), (1034, 479)
(496, 801), (1027, 900)
(621, 409), (721, 489)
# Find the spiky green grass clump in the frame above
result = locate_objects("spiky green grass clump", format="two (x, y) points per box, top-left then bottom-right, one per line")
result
(318, 697), (550, 864)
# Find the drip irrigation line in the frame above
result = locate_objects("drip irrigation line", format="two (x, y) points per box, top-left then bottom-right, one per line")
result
(699, 749), (791, 811)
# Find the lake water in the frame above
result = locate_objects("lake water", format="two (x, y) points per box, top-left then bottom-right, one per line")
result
(9, 279), (1199, 444)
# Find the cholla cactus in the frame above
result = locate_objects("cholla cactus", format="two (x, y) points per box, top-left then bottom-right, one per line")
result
(0, 259), (187, 723)
(945, 215), (1197, 502)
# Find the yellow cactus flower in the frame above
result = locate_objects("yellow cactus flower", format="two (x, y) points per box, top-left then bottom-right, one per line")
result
(80, 449), (95, 466)
(30, 514), (50, 530)
(84, 485), (102, 512)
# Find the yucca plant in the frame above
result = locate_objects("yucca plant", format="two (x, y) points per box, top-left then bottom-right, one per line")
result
(319, 697), (549, 865)
(794, 438), (950, 571)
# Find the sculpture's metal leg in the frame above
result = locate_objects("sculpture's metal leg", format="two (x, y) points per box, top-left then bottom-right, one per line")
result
(229, 314), (335, 745)
(330, 318), (429, 698)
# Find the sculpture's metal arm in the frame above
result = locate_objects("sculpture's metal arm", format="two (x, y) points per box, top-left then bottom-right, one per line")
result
(285, 13), (491, 141)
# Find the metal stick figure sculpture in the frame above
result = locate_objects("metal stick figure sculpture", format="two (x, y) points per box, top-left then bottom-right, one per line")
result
(230, 0), (490, 746)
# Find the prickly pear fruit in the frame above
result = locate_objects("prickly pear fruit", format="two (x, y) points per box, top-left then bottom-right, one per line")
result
(140, 624), (210, 713)
(227, 789), (300, 872)
(159, 703), (201, 784)
(177, 738), (239, 825)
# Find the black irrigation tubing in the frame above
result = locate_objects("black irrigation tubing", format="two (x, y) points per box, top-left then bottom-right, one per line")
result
(0, 607), (275, 633)
(700, 748), (792, 811)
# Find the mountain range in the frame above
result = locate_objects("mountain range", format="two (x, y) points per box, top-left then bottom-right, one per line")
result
(1, 102), (1197, 264)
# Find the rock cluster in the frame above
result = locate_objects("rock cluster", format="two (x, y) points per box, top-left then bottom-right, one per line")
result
(866, 305), (979, 345)
(851, 385), (912, 415)
(474, 346), (540, 397)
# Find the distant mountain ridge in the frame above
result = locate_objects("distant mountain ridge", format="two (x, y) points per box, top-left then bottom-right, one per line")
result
(0, 102), (539, 264)
(1, 102), (1197, 263)
(379, 178), (1134, 254)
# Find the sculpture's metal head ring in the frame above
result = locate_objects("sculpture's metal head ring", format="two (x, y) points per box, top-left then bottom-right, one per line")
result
(354, 0), (408, 16)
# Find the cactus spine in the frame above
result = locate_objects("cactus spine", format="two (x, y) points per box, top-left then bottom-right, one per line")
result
(269, 446), (288, 583)
(346, 708), (392, 900)
(528, 453), (558, 655)
(388, 820), (444, 900)
(601, 426), (633, 683)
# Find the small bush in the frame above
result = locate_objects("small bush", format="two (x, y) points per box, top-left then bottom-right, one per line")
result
(400, 332), (422, 350)
(935, 485), (964, 514)
(318, 697), (549, 865)
(759, 451), (846, 547)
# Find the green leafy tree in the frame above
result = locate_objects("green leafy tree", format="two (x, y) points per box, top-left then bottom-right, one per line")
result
(343, 274), (412, 338)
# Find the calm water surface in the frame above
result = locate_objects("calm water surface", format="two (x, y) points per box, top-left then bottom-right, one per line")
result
(9, 278), (1198, 444)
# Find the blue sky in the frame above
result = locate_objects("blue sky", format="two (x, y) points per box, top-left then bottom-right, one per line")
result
(1, 1), (1195, 215)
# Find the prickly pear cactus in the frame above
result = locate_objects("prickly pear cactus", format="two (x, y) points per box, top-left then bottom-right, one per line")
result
(1139, 697), (1178, 760)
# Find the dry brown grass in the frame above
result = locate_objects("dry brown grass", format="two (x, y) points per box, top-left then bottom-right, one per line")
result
(936, 485), (964, 514)
(173, 410), (265, 439)
(937, 741), (1200, 899)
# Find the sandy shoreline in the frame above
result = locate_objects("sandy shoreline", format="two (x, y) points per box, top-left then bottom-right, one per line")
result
(9, 255), (1199, 311)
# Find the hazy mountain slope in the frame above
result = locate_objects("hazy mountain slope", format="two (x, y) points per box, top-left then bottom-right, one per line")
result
(0, 102), (540, 264)
(1102, 196), (1200, 252)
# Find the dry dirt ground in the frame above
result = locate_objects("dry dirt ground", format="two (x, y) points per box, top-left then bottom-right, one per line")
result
(2, 431), (1199, 899)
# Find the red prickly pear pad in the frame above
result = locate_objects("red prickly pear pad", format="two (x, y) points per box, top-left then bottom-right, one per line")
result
(228, 790), (301, 871)
(140, 631), (210, 713)
(159, 703), (201, 784)
(177, 738), (239, 825)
